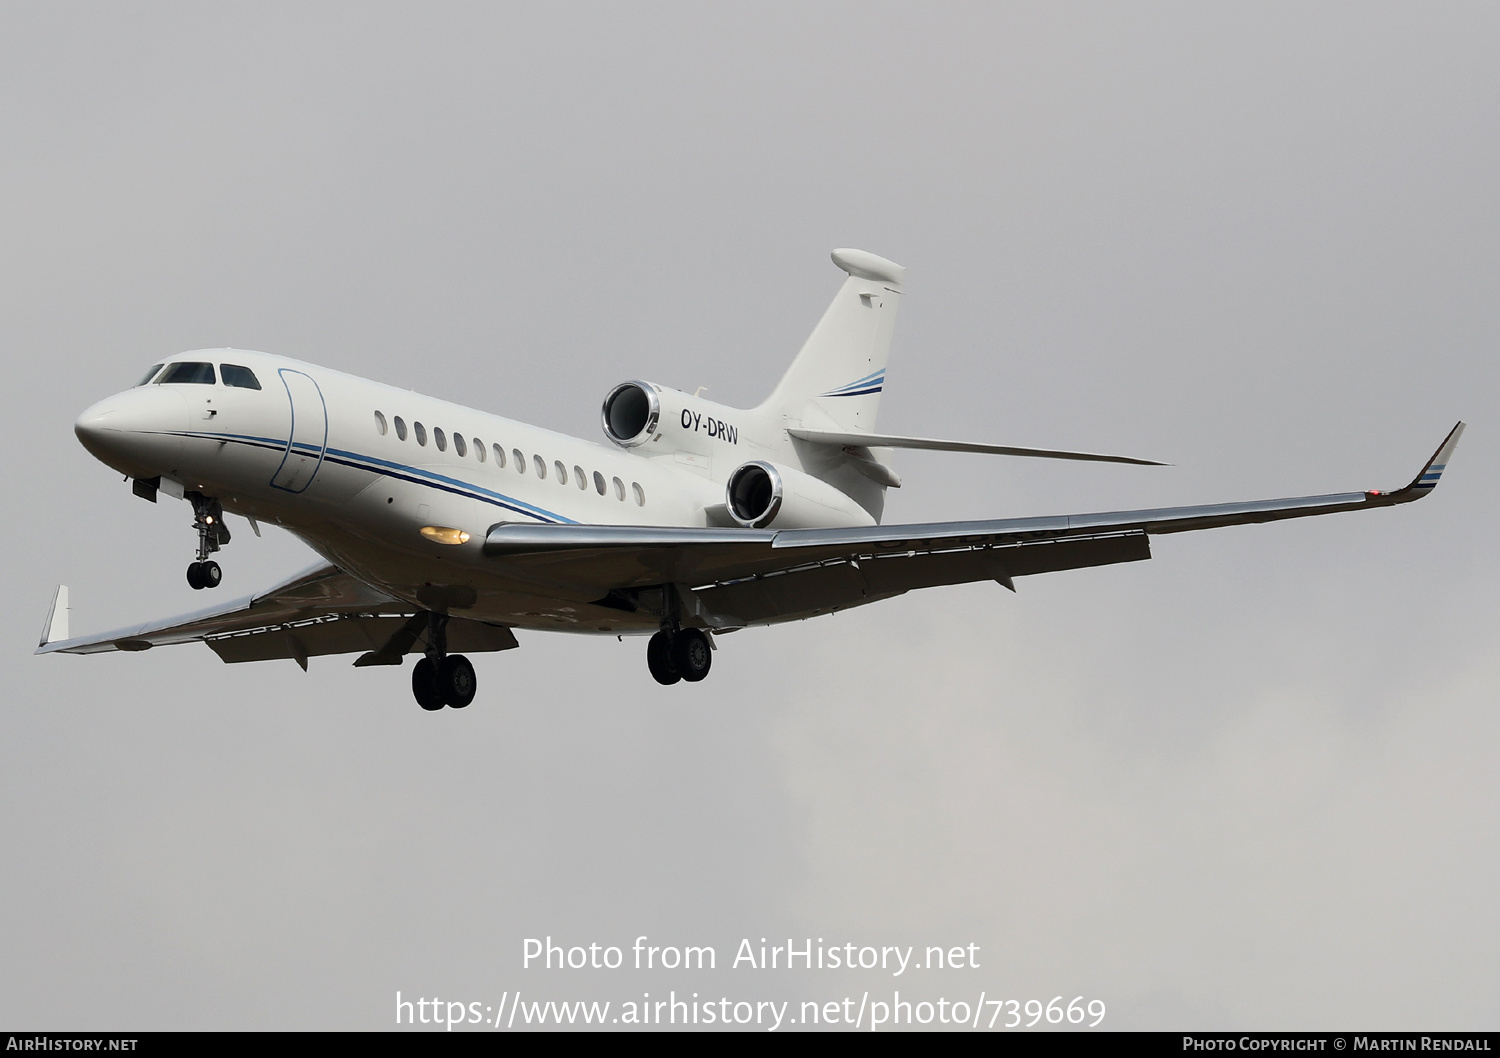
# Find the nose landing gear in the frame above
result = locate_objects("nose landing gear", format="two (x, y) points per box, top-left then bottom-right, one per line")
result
(186, 560), (221, 590)
(185, 492), (230, 590)
(411, 612), (477, 711)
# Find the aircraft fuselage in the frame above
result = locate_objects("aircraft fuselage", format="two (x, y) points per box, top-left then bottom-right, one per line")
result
(75, 349), (772, 634)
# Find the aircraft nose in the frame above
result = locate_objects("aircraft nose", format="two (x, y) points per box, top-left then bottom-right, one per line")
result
(74, 388), (190, 474)
(73, 400), (117, 446)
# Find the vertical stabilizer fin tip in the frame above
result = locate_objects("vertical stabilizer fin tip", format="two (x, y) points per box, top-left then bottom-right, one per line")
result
(39, 585), (69, 648)
(830, 249), (906, 287)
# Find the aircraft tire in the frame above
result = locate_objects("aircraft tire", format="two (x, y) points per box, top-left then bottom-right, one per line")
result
(671, 628), (712, 683)
(186, 563), (204, 590)
(647, 631), (680, 685)
(412, 657), (446, 711)
(440, 654), (476, 709)
(201, 561), (221, 588)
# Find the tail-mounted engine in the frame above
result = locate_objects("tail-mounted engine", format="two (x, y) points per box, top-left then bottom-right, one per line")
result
(725, 461), (781, 527)
(725, 460), (875, 530)
(601, 381), (661, 448)
(601, 380), (747, 456)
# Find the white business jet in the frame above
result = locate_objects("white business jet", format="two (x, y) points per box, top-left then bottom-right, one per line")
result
(38, 249), (1463, 710)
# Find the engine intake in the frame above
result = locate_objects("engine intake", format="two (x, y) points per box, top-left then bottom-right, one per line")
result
(726, 461), (783, 528)
(601, 381), (660, 448)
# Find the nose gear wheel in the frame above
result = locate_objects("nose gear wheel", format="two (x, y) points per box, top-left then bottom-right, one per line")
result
(186, 561), (221, 590)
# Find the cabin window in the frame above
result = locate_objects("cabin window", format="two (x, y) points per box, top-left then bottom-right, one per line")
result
(574, 465), (587, 489)
(394, 416), (407, 441)
(493, 444), (506, 468)
(554, 461), (568, 485)
(454, 434), (467, 458)
(135, 364), (164, 387)
(533, 454), (547, 479)
(434, 427), (447, 452)
(414, 422), (427, 446)
(513, 449), (525, 472)
(632, 482), (645, 506)
(593, 471), (606, 495)
(374, 411), (388, 435)
(612, 476), (625, 501)
(221, 365), (261, 390)
(156, 362), (216, 385)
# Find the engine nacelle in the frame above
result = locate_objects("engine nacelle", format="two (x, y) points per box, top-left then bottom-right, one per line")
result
(725, 460), (876, 530)
(602, 380), (751, 455)
(601, 380), (662, 448)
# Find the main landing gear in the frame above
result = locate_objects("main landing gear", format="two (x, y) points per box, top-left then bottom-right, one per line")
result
(646, 627), (712, 686)
(411, 612), (477, 711)
(185, 492), (229, 590)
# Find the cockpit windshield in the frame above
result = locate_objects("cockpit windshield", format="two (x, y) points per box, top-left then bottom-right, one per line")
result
(135, 364), (164, 387)
(156, 362), (216, 385)
(220, 364), (261, 390)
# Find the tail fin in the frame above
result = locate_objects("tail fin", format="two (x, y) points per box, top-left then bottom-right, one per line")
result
(757, 249), (904, 432)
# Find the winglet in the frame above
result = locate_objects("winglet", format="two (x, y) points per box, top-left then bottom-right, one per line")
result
(1383, 421), (1466, 500)
(38, 586), (69, 649)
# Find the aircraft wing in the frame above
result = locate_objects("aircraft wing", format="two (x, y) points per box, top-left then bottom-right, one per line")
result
(484, 422), (1465, 627)
(36, 562), (518, 667)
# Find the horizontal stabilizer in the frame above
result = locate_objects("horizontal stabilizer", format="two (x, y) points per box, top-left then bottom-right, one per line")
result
(789, 428), (1169, 466)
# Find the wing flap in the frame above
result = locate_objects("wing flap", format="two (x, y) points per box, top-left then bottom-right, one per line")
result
(687, 531), (1152, 626)
(205, 615), (518, 666)
(484, 523), (781, 590)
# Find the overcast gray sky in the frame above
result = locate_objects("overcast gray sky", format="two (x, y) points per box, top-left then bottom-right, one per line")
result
(3, 1), (1496, 1031)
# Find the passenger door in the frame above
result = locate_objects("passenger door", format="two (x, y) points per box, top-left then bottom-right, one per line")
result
(270, 369), (328, 493)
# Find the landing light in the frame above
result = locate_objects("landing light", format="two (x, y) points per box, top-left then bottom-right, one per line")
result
(419, 526), (470, 546)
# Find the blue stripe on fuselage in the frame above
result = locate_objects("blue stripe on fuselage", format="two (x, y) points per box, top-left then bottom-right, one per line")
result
(167, 429), (576, 523)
